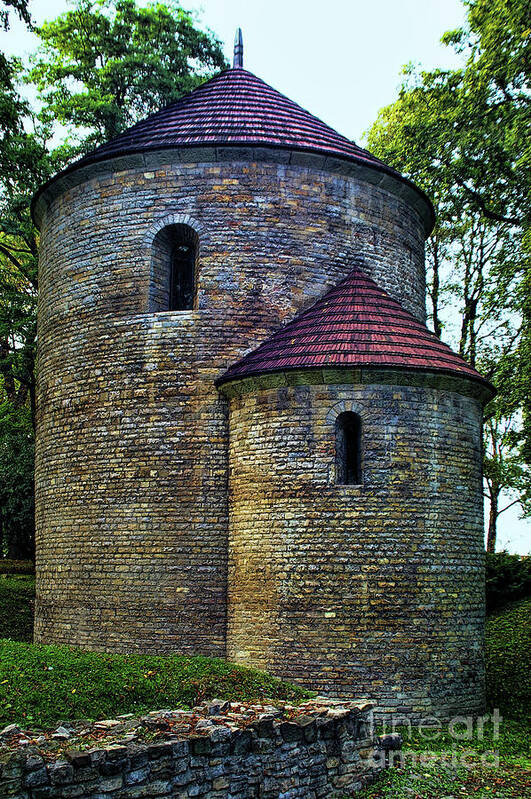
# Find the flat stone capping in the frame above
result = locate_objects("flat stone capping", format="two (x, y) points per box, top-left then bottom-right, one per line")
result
(216, 366), (494, 404)
(0, 699), (385, 798)
(31, 144), (434, 236)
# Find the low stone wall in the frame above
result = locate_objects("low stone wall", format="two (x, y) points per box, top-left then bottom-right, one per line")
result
(0, 700), (383, 798)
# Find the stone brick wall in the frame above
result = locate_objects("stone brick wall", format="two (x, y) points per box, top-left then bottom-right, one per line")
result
(35, 152), (426, 654)
(222, 369), (488, 720)
(0, 702), (382, 799)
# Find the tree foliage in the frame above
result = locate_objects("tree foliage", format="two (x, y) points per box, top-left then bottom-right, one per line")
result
(366, 0), (530, 550)
(437, 0), (528, 228)
(28, 0), (227, 153)
(0, 0), (30, 34)
(0, 55), (52, 419)
(0, 0), (227, 559)
(0, 0), (48, 559)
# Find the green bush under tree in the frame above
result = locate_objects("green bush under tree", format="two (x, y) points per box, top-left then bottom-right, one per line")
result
(0, 572), (34, 641)
(485, 596), (531, 718)
(0, 402), (35, 559)
(486, 551), (531, 613)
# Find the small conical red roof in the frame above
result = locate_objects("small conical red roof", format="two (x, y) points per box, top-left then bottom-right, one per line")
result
(74, 67), (393, 173)
(217, 268), (492, 389)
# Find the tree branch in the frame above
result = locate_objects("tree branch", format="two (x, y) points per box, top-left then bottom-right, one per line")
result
(497, 498), (521, 516)
(454, 175), (520, 226)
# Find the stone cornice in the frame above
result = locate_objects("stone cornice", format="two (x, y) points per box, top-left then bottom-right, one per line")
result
(31, 145), (435, 236)
(217, 365), (495, 404)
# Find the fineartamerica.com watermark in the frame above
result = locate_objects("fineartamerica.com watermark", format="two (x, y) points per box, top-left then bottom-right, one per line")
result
(371, 709), (503, 769)
(382, 747), (500, 769)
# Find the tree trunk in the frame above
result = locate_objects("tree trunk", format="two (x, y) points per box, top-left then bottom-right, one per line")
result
(486, 489), (499, 553)
(468, 296), (478, 369)
(431, 245), (442, 339)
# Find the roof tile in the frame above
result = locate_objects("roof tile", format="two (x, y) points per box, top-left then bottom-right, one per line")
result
(33, 66), (434, 234)
(217, 268), (492, 389)
(76, 68), (398, 173)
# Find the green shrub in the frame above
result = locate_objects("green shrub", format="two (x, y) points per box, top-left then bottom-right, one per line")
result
(0, 640), (311, 728)
(485, 597), (531, 717)
(486, 551), (531, 613)
(0, 574), (35, 641)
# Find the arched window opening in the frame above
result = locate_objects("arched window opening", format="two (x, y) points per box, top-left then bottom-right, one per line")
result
(170, 238), (195, 310)
(335, 412), (362, 485)
(149, 223), (198, 312)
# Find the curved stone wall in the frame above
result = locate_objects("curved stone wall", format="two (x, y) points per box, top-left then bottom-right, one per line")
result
(223, 370), (487, 720)
(35, 154), (426, 653)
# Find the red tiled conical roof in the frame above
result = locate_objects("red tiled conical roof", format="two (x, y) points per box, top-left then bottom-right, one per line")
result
(217, 268), (493, 390)
(74, 67), (395, 173)
(32, 65), (435, 231)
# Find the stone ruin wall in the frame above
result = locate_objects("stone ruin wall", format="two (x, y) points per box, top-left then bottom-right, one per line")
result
(223, 371), (487, 720)
(0, 701), (384, 799)
(35, 151), (426, 654)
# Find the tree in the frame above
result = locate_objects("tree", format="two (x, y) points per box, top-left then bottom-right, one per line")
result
(0, 0), (30, 34)
(0, 55), (53, 425)
(366, 0), (530, 551)
(438, 0), (529, 228)
(481, 339), (530, 551)
(0, 0), (227, 558)
(28, 0), (227, 154)
(483, 410), (526, 552)
(0, 0), (48, 559)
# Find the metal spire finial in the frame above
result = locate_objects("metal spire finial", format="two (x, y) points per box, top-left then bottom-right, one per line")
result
(233, 28), (243, 68)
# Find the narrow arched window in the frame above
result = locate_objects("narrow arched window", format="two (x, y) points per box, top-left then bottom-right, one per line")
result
(335, 412), (362, 485)
(149, 224), (198, 312)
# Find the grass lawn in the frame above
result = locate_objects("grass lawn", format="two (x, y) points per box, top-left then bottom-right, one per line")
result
(0, 639), (310, 728)
(0, 560), (309, 726)
(356, 718), (531, 798)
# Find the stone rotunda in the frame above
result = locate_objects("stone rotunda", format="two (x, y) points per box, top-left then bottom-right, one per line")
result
(33, 33), (494, 720)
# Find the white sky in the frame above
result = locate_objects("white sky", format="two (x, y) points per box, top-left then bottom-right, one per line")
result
(2, 0), (529, 554)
